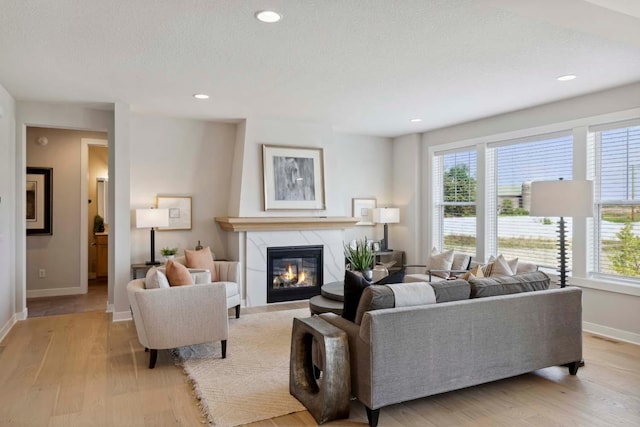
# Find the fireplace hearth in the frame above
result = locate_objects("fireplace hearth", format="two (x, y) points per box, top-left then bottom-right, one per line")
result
(267, 245), (323, 303)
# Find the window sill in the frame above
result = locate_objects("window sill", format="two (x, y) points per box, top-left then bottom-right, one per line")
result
(567, 276), (640, 297)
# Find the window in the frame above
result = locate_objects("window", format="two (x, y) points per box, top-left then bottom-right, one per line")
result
(433, 150), (477, 255)
(488, 133), (573, 267)
(591, 124), (640, 280)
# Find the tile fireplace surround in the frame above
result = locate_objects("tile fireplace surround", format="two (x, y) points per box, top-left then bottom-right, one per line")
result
(215, 217), (358, 307)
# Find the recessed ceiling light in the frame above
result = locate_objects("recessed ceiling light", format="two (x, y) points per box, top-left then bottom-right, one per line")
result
(557, 74), (577, 81)
(255, 10), (281, 23)
(410, 118), (423, 123)
(193, 93), (209, 99)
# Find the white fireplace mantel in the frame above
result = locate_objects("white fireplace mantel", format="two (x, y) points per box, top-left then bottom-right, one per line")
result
(215, 216), (358, 232)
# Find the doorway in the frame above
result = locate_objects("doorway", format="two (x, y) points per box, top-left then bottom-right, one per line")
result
(25, 128), (109, 317)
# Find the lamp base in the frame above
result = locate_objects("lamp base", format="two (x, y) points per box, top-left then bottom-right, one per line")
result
(145, 261), (161, 266)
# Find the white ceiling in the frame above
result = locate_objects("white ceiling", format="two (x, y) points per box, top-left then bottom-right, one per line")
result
(1, 0), (639, 137)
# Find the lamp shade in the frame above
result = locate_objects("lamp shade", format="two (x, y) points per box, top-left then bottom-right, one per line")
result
(136, 208), (169, 228)
(373, 207), (400, 224)
(530, 180), (594, 217)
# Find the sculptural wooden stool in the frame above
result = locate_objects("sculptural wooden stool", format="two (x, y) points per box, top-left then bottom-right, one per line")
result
(290, 316), (350, 424)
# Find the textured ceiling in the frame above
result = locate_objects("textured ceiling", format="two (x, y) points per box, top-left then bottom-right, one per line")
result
(0, 0), (639, 137)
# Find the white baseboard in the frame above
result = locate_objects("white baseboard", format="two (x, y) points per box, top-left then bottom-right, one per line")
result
(106, 303), (114, 313)
(27, 287), (84, 298)
(16, 308), (28, 321)
(0, 314), (17, 344)
(112, 310), (132, 322)
(583, 321), (640, 346)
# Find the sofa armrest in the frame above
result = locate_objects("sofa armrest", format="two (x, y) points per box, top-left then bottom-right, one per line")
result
(214, 261), (241, 283)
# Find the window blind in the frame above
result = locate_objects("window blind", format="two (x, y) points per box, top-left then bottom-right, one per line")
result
(593, 125), (640, 279)
(433, 150), (477, 255)
(492, 134), (573, 268)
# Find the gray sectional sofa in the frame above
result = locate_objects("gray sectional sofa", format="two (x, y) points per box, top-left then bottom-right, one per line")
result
(321, 274), (583, 427)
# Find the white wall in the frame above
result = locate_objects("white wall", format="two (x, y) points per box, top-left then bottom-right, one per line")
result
(236, 118), (393, 220)
(392, 134), (422, 264)
(395, 82), (640, 344)
(0, 83), (17, 342)
(129, 114), (237, 262)
(25, 127), (107, 296)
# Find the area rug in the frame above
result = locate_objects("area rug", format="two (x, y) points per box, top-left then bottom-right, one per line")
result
(173, 308), (309, 426)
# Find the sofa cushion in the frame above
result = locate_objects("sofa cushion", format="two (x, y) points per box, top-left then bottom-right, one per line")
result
(342, 270), (371, 322)
(165, 259), (194, 286)
(354, 280), (471, 324)
(355, 285), (395, 324)
(427, 248), (455, 278)
(185, 247), (218, 282)
(144, 267), (170, 289)
(429, 279), (471, 302)
(469, 271), (551, 298)
(516, 261), (538, 274)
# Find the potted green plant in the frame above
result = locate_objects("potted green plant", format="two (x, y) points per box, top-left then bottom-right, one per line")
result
(160, 247), (178, 263)
(344, 238), (375, 281)
(93, 214), (105, 233)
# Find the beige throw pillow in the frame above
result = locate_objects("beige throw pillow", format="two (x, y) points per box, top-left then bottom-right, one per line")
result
(165, 259), (194, 286)
(427, 248), (455, 278)
(461, 264), (484, 281)
(185, 247), (218, 282)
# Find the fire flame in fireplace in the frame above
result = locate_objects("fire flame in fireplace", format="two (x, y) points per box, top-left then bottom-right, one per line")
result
(281, 264), (306, 284)
(284, 264), (293, 280)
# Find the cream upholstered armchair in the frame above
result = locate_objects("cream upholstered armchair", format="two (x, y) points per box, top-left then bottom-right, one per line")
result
(160, 256), (242, 318)
(127, 279), (229, 368)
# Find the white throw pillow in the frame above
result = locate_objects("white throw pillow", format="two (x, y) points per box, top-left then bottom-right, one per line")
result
(145, 266), (170, 289)
(427, 248), (455, 278)
(487, 254), (516, 277)
(451, 253), (471, 272)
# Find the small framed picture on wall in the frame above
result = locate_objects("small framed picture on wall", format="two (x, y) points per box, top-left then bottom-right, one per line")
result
(156, 195), (192, 230)
(352, 198), (376, 226)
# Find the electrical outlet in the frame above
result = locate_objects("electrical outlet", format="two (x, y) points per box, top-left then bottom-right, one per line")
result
(38, 269), (46, 278)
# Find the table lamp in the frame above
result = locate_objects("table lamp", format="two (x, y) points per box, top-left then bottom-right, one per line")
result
(373, 207), (400, 251)
(136, 208), (169, 265)
(530, 179), (593, 287)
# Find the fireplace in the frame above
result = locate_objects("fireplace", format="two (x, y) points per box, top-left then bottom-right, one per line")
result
(267, 245), (323, 303)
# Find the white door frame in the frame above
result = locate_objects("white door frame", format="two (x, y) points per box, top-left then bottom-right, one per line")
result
(80, 138), (108, 294)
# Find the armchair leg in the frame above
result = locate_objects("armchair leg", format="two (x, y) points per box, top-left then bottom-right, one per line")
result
(365, 407), (380, 427)
(148, 349), (158, 369)
(235, 304), (240, 319)
(221, 340), (227, 359)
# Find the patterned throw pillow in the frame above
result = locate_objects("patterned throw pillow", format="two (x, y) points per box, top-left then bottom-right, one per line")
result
(461, 264), (484, 281)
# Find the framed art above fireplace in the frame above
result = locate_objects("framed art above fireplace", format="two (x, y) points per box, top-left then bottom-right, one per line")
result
(262, 144), (326, 210)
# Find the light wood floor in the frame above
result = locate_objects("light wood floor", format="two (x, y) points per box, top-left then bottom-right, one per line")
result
(1, 303), (638, 427)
